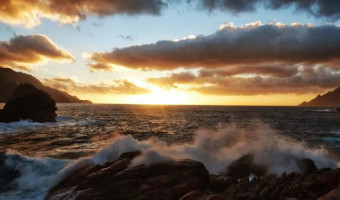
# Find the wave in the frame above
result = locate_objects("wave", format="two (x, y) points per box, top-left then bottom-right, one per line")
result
(309, 108), (338, 113)
(2, 122), (339, 200)
(0, 116), (100, 134)
(0, 151), (68, 200)
(56, 123), (339, 187)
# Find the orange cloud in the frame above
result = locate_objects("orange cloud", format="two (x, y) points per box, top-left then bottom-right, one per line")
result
(43, 77), (150, 95)
(0, 0), (165, 28)
(0, 34), (74, 70)
(147, 66), (340, 95)
(88, 24), (340, 71)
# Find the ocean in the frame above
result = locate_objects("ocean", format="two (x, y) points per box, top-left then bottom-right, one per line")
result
(0, 104), (340, 199)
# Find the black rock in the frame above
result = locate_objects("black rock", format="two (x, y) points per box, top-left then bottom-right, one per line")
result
(46, 154), (209, 200)
(296, 158), (317, 174)
(226, 154), (267, 179)
(0, 83), (57, 123)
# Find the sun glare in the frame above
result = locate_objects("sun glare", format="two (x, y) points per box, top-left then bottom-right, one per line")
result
(127, 88), (189, 105)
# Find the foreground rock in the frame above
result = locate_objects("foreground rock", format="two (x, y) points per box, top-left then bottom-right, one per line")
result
(226, 154), (267, 179)
(46, 152), (209, 200)
(0, 83), (57, 123)
(46, 152), (340, 200)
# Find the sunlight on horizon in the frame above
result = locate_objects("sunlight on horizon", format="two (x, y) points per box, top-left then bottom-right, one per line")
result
(126, 88), (190, 105)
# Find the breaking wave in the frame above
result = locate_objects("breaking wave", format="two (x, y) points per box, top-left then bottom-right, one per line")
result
(2, 123), (339, 200)
(56, 123), (339, 187)
(0, 151), (68, 200)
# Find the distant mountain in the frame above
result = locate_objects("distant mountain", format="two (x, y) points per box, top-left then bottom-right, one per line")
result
(300, 87), (340, 107)
(0, 67), (91, 103)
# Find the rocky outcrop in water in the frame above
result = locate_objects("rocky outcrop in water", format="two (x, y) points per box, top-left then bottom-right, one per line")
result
(46, 152), (340, 200)
(46, 151), (209, 200)
(0, 83), (57, 123)
(0, 67), (91, 103)
(300, 87), (340, 107)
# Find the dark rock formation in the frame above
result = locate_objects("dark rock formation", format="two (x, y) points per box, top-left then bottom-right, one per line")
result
(0, 84), (57, 123)
(225, 154), (267, 179)
(0, 67), (91, 103)
(46, 151), (340, 200)
(337, 107), (340, 112)
(300, 87), (340, 107)
(46, 152), (210, 200)
(296, 158), (317, 174)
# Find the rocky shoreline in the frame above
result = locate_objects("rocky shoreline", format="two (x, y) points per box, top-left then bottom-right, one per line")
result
(46, 151), (340, 200)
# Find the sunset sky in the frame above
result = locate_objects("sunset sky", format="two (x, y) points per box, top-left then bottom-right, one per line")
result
(1, 0), (340, 105)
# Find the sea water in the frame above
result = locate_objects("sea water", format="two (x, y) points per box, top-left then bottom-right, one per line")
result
(0, 104), (340, 199)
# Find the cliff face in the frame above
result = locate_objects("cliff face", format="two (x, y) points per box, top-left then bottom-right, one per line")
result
(0, 67), (90, 103)
(300, 87), (340, 107)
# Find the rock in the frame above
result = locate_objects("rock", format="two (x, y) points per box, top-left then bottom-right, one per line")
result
(226, 154), (267, 179)
(208, 175), (237, 192)
(0, 83), (57, 123)
(337, 107), (340, 112)
(318, 187), (340, 200)
(296, 158), (317, 174)
(46, 153), (209, 200)
(179, 190), (201, 200)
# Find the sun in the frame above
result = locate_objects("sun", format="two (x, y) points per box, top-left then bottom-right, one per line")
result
(127, 88), (189, 105)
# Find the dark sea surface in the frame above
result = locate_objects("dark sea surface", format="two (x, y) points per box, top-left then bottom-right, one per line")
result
(0, 104), (340, 199)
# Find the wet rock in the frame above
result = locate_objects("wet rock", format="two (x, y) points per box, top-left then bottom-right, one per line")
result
(0, 83), (57, 123)
(46, 153), (340, 200)
(0, 152), (21, 192)
(318, 186), (340, 200)
(179, 190), (201, 200)
(46, 154), (209, 200)
(226, 154), (267, 179)
(208, 175), (237, 192)
(296, 158), (317, 174)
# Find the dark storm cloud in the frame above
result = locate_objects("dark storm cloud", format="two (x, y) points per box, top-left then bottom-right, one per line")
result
(0, 0), (166, 27)
(195, 0), (340, 20)
(89, 24), (340, 70)
(0, 34), (74, 70)
(43, 77), (150, 95)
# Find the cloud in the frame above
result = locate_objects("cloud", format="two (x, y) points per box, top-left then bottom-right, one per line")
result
(195, 0), (340, 20)
(147, 66), (340, 95)
(119, 35), (134, 41)
(0, 0), (166, 28)
(1, 0), (339, 28)
(43, 77), (150, 95)
(0, 34), (74, 70)
(147, 72), (196, 88)
(88, 23), (340, 71)
(89, 63), (114, 72)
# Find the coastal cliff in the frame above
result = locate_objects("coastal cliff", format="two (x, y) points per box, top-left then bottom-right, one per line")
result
(0, 67), (91, 103)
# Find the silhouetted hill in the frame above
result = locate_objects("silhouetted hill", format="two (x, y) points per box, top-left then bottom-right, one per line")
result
(0, 67), (91, 103)
(300, 87), (340, 107)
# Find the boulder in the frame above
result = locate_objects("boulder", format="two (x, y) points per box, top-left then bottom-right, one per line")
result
(0, 83), (57, 123)
(296, 158), (317, 174)
(46, 153), (210, 200)
(226, 154), (267, 179)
